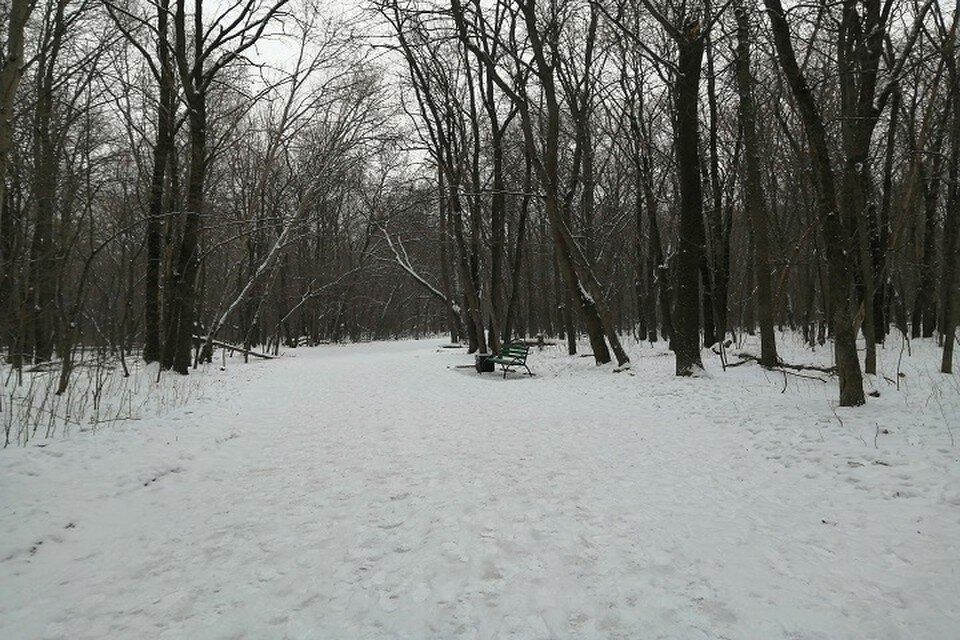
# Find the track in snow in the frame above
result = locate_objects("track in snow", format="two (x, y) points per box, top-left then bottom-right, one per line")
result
(2, 338), (959, 639)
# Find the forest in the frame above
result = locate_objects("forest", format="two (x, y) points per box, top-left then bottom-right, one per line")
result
(1, 0), (958, 416)
(2, 1), (960, 637)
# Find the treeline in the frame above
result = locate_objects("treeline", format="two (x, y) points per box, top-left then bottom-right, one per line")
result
(376, 0), (960, 406)
(0, 0), (419, 392)
(0, 0), (957, 408)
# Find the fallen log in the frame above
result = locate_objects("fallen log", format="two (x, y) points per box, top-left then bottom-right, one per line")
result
(728, 350), (837, 375)
(193, 336), (277, 360)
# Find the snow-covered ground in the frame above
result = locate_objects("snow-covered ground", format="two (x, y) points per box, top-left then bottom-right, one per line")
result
(2, 336), (959, 639)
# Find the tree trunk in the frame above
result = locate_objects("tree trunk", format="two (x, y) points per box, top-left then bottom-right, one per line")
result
(488, 124), (506, 352)
(875, 88), (900, 343)
(438, 171), (462, 343)
(162, 94), (204, 374)
(463, 61), (488, 353)
(502, 152), (532, 344)
(29, 0), (69, 364)
(912, 155), (941, 339)
(672, 34), (707, 375)
(0, 1), (34, 360)
(643, 155), (671, 342)
(765, 0), (865, 406)
(702, 33), (725, 347)
(633, 173), (648, 342)
(144, 0), (174, 364)
(941, 9), (960, 372)
(164, 0), (207, 374)
(448, 184), (487, 354)
(735, 1), (778, 367)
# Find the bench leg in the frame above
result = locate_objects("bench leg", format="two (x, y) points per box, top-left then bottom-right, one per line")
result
(498, 362), (531, 378)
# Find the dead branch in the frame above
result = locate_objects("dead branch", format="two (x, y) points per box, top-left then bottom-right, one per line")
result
(732, 351), (837, 375)
(193, 337), (276, 360)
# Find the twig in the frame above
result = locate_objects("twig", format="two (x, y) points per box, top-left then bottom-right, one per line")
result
(830, 403), (844, 429)
(897, 330), (906, 391)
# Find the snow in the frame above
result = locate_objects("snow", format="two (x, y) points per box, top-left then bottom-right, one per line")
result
(2, 336), (959, 639)
(577, 280), (595, 304)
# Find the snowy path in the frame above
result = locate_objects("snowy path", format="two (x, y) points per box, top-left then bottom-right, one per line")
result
(2, 340), (959, 639)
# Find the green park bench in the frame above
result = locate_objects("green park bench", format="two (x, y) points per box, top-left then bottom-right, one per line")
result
(485, 342), (534, 378)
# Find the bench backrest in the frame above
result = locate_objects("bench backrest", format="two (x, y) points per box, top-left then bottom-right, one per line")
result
(498, 343), (529, 359)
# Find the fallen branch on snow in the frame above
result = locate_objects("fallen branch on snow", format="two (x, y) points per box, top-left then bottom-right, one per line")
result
(728, 351), (837, 375)
(192, 337), (276, 360)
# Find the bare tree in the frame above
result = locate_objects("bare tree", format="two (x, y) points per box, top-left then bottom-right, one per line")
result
(940, 1), (960, 373)
(202, 28), (388, 353)
(450, 0), (629, 366)
(764, 0), (865, 406)
(733, 0), (776, 367)
(0, 0), (37, 366)
(163, 0), (289, 373)
(104, 0), (179, 364)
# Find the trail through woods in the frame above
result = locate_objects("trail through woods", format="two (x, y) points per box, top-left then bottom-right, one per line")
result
(2, 339), (959, 638)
